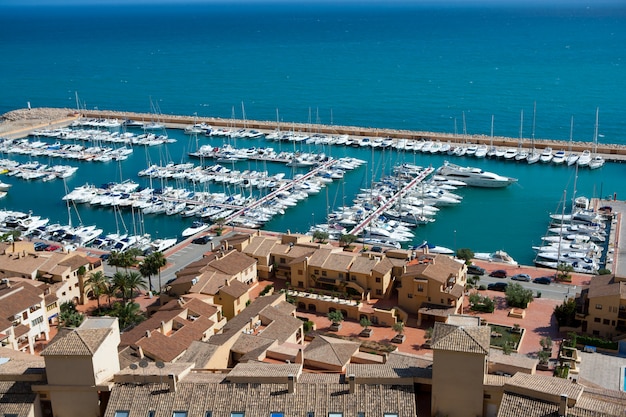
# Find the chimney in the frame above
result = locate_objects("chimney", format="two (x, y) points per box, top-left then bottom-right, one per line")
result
(137, 346), (145, 359)
(145, 330), (151, 338)
(295, 348), (303, 364)
(225, 279), (230, 286)
(287, 374), (295, 394)
(348, 374), (356, 394)
(160, 321), (166, 334)
(167, 374), (177, 392)
(559, 394), (568, 417)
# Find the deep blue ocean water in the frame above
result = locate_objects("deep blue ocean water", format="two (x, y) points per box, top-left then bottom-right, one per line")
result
(0, 1), (625, 265)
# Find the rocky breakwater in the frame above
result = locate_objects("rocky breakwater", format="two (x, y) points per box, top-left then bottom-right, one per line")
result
(0, 108), (77, 139)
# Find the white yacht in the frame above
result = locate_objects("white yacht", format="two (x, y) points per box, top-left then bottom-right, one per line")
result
(435, 161), (517, 188)
(473, 250), (518, 265)
(182, 221), (209, 237)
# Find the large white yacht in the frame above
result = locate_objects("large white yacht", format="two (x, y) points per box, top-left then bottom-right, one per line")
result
(435, 161), (517, 188)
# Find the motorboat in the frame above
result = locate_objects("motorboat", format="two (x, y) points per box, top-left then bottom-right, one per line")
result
(0, 181), (11, 192)
(474, 250), (518, 265)
(182, 221), (209, 237)
(414, 241), (454, 255)
(577, 150), (592, 167)
(435, 161), (517, 188)
(149, 238), (178, 253)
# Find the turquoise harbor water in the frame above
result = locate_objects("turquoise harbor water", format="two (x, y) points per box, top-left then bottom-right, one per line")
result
(0, 1), (625, 265)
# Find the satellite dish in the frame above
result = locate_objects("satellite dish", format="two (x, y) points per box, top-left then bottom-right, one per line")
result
(129, 364), (138, 370)
(139, 359), (149, 368)
(155, 361), (165, 369)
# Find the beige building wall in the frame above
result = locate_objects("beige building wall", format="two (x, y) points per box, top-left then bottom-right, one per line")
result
(48, 389), (100, 417)
(432, 349), (486, 417)
(583, 293), (624, 339)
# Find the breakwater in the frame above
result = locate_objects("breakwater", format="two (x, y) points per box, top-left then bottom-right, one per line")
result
(4, 108), (624, 161)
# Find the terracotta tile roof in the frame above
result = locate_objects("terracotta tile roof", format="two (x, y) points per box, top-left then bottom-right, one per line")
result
(0, 381), (39, 416)
(57, 253), (90, 270)
(0, 347), (45, 375)
(484, 374), (510, 386)
(257, 314), (302, 343)
(218, 279), (249, 298)
(403, 254), (460, 284)
(210, 250), (256, 275)
(41, 328), (112, 356)
(504, 373), (584, 402)
(231, 333), (276, 356)
(345, 363), (407, 379)
(104, 378), (416, 417)
(431, 322), (490, 354)
(303, 334), (360, 367)
(449, 282), (465, 298)
(323, 252), (356, 271)
(182, 298), (218, 318)
(213, 294), (284, 338)
(136, 331), (187, 362)
(587, 275), (626, 299)
(227, 362), (302, 380)
(271, 300), (296, 316)
(12, 324), (30, 338)
(243, 235), (280, 257)
(418, 303), (458, 318)
(306, 248), (334, 267)
(349, 256), (379, 274)
(497, 390), (626, 417)
(0, 281), (44, 318)
(178, 341), (220, 368)
(372, 256), (394, 274)
(120, 308), (184, 347)
(0, 317), (11, 331)
(284, 244), (318, 258)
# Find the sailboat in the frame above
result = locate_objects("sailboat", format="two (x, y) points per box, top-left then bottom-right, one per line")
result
(486, 115), (497, 158)
(588, 107), (605, 169)
(565, 116), (579, 166)
(515, 109), (528, 161)
(527, 102), (540, 164)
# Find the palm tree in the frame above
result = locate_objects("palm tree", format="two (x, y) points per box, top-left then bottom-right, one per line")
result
(84, 271), (109, 311)
(113, 301), (145, 330)
(125, 271), (147, 302)
(139, 251), (167, 292)
(392, 321), (405, 336)
(111, 271), (129, 304)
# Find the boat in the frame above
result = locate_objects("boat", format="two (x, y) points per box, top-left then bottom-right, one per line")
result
(414, 241), (454, 255)
(474, 250), (518, 265)
(539, 147), (553, 163)
(564, 117), (579, 166)
(527, 103), (540, 164)
(435, 161), (517, 188)
(182, 221), (209, 237)
(587, 107), (605, 170)
(0, 181), (11, 192)
(149, 237), (178, 253)
(577, 150), (592, 167)
(552, 150), (566, 165)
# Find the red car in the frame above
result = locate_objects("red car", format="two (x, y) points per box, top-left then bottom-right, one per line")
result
(45, 245), (60, 252)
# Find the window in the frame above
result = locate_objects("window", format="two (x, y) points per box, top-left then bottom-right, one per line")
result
(484, 394), (492, 399)
(603, 319), (610, 325)
(407, 293), (413, 299)
(383, 414), (399, 417)
(270, 413), (284, 417)
(307, 413), (315, 417)
(148, 412), (155, 417)
(298, 270), (303, 275)
(417, 284), (424, 292)
(375, 277), (381, 283)
(114, 412), (130, 417)
(329, 413), (343, 417)
(173, 412), (188, 417)
(205, 412), (212, 417)
(314, 269), (319, 275)
(357, 413), (365, 417)
(594, 317), (601, 323)
(595, 304), (603, 310)
(31, 316), (44, 326)
(338, 273), (343, 279)
(321, 271), (327, 277)
(376, 289), (382, 295)
(280, 258), (285, 263)
(231, 413), (244, 417)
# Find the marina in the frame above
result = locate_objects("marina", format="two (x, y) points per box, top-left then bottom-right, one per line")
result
(0, 108), (623, 266)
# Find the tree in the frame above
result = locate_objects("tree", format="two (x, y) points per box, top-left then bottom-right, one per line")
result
(313, 230), (329, 243)
(360, 317), (372, 330)
(111, 301), (145, 330)
(392, 321), (405, 336)
(505, 282), (534, 308)
(84, 271), (109, 311)
(538, 350), (550, 365)
(214, 217), (226, 236)
(556, 263), (574, 282)
(554, 298), (579, 328)
(125, 271), (147, 303)
(339, 234), (357, 247)
(327, 310), (344, 325)
(456, 248), (474, 263)
(107, 250), (134, 271)
(139, 251), (167, 292)
(111, 271), (130, 304)
(58, 301), (84, 328)
(539, 336), (553, 351)
(0, 230), (21, 242)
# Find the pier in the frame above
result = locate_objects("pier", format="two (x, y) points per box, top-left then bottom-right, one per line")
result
(348, 166), (435, 236)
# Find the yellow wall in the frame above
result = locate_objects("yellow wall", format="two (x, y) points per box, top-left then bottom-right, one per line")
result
(432, 349), (486, 417)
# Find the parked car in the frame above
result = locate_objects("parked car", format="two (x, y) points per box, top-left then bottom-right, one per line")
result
(511, 273), (531, 282)
(467, 264), (486, 275)
(44, 244), (60, 252)
(487, 282), (508, 292)
(488, 269), (507, 278)
(533, 276), (552, 285)
(34, 242), (48, 251)
(192, 235), (212, 245)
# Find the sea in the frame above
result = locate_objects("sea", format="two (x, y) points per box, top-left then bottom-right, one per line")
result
(0, 1), (625, 266)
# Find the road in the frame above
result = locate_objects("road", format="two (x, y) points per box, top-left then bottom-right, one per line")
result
(477, 274), (576, 301)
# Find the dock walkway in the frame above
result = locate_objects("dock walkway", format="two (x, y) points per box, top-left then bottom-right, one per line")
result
(349, 166), (434, 236)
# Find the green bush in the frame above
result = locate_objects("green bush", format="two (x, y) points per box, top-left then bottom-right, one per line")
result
(303, 320), (314, 333)
(576, 335), (618, 350)
(478, 284), (487, 291)
(505, 283), (534, 308)
(259, 284), (274, 296)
